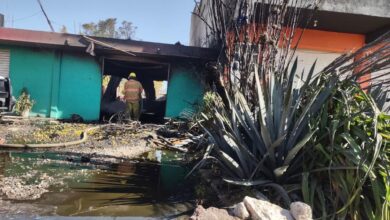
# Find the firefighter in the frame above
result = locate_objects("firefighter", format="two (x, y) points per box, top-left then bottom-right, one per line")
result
(124, 72), (143, 121)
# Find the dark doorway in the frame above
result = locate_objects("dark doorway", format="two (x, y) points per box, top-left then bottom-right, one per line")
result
(100, 59), (169, 123)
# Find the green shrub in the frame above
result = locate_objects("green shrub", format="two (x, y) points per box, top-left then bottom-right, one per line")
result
(15, 88), (35, 114)
(301, 85), (389, 219)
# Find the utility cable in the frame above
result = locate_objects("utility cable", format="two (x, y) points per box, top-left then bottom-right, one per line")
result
(12, 11), (40, 22)
(36, 0), (54, 32)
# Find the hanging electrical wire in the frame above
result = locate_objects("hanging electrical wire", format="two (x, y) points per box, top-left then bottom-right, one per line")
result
(36, 0), (54, 32)
(12, 11), (41, 22)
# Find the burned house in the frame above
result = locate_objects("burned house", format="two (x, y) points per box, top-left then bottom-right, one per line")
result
(0, 28), (217, 121)
(190, 0), (390, 90)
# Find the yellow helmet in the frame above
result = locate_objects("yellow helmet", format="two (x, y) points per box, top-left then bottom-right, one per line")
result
(129, 72), (136, 78)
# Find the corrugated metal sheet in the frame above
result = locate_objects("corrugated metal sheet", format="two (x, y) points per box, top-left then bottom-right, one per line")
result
(0, 49), (10, 77)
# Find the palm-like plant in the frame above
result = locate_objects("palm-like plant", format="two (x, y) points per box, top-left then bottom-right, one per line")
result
(191, 0), (390, 219)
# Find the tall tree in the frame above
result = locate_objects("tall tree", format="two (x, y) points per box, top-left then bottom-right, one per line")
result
(81, 18), (136, 39)
(117, 21), (137, 39)
(96, 18), (117, 38)
(81, 22), (97, 36)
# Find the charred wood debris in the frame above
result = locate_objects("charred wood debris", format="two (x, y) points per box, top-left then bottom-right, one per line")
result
(0, 114), (205, 155)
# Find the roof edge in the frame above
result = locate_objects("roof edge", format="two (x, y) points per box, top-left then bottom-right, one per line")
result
(0, 27), (218, 60)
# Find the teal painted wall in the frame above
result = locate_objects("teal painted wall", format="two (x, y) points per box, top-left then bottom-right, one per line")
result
(6, 47), (57, 117)
(165, 66), (204, 118)
(57, 53), (101, 120)
(9, 47), (58, 117)
(3, 45), (101, 120)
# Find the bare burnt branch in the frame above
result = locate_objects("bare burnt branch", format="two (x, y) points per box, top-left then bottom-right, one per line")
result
(195, 0), (389, 105)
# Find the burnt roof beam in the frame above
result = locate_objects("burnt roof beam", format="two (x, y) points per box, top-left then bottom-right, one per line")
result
(0, 27), (218, 61)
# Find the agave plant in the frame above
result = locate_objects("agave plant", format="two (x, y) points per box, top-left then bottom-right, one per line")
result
(191, 0), (390, 219)
(196, 34), (388, 177)
(194, 38), (389, 219)
(370, 83), (390, 113)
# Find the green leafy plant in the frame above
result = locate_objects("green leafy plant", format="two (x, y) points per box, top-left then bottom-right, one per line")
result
(15, 88), (35, 115)
(194, 51), (389, 220)
(299, 85), (389, 219)
(191, 0), (390, 219)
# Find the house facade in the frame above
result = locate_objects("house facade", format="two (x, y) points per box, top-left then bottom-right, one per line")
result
(190, 0), (390, 88)
(0, 28), (217, 121)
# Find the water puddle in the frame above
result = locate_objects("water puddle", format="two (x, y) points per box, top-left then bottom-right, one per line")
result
(0, 150), (195, 219)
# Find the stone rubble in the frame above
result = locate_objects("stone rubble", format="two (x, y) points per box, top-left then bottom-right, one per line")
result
(190, 205), (240, 220)
(0, 175), (62, 200)
(290, 202), (313, 220)
(0, 177), (49, 200)
(192, 196), (313, 220)
(232, 202), (250, 219)
(243, 196), (294, 220)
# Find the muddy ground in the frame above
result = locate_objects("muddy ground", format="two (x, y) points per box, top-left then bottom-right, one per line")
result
(0, 118), (164, 202)
(0, 118), (163, 161)
(0, 117), (199, 208)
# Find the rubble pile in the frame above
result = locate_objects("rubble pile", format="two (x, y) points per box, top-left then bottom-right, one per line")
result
(191, 196), (313, 220)
(0, 174), (61, 200)
(0, 117), (203, 162)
